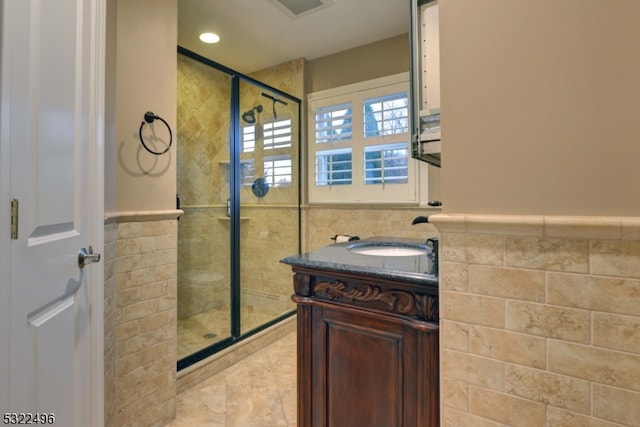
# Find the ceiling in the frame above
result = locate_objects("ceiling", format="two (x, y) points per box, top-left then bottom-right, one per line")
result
(178, 0), (409, 74)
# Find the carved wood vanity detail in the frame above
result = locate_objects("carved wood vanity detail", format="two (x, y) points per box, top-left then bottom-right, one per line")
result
(289, 266), (439, 427)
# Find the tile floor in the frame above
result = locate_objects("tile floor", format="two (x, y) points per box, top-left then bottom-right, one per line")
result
(168, 331), (297, 427)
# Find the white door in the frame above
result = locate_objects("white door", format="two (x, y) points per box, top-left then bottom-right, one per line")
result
(0, 0), (105, 426)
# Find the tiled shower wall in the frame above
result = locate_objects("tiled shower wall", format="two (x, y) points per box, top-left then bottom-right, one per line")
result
(175, 207), (229, 318)
(104, 215), (179, 427)
(176, 54), (231, 318)
(176, 205), (299, 318)
(177, 54), (304, 318)
(432, 214), (640, 427)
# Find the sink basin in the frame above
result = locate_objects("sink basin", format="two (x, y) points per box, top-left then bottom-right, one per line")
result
(348, 243), (427, 257)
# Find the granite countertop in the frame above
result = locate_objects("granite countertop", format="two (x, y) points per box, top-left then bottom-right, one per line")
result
(281, 236), (438, 286)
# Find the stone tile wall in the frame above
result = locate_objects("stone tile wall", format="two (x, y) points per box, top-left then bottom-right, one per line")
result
(104, 214), (178, 427)
(177, 204), (299, 319)
(304, 206), (441, 252)
(431, 214), (640, 427)
(104, 222), (117, 427)
(177, 206), (229, 319)
(238, 206), (300, 314)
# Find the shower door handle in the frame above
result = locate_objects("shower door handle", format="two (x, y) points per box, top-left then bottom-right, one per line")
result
(78, 246), (101, 268)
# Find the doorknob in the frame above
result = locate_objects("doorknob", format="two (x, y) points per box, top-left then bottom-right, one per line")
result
(78, 246), (101, 268)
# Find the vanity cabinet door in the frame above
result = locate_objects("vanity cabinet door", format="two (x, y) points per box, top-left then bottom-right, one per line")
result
(297, 300), (439, 427)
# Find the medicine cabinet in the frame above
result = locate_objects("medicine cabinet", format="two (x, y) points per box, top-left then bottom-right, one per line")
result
(410, 0), (441, 167)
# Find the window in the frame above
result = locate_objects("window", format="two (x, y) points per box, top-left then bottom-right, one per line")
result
(364, 143), (408, 185)
(264, 155), (292, 186)
(363, 93), (409, 137)
(243, 125), (256, 152)
(315, 148), (352, 186)
(315, 103), (352, 143)
(264, 119), (292, 150)
(308, 74), (417, 204)
(239, 118), (295, 191)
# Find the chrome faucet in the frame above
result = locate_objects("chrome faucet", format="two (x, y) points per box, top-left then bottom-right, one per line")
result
(412, 215), (439, 276)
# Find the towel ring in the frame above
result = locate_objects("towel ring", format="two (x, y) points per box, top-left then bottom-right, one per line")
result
(139, 111), (172, 155)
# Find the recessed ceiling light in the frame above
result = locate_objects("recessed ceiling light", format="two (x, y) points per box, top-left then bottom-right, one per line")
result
(199, 32), (220, 44)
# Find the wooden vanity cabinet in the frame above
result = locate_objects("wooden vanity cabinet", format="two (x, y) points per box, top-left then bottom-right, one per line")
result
(291, 267), (439, 427)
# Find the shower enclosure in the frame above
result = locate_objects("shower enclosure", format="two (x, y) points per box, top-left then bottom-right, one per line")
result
(176, 47), (300, 369)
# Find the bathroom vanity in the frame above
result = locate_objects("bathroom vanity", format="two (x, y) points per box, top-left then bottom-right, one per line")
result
(282, 238), (439, 427)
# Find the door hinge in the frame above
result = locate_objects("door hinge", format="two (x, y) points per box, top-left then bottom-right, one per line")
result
(10, 198), (18, 240)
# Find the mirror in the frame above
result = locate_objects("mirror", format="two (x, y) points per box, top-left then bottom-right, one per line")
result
(410, 0), (441, 167)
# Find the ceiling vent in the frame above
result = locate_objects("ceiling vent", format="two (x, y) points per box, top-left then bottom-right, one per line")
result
(269, 0), (334, 18)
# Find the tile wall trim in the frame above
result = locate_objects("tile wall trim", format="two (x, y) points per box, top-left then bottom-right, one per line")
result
(303, 203), (442, 211)
(430, 214), (640, 241)
(182, 204), (300, 209)
(104, 209), (183, 224)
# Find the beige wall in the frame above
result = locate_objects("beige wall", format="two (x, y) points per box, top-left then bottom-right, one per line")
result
(307, 34), (410, 93)
(104, 1), (178, 426)
(435, 1), (640, 425)
(107, 0), (177, 213)
(440, 0), (640, 216)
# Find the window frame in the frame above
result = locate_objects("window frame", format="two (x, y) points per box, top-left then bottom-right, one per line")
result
(308, 73), (418, 204)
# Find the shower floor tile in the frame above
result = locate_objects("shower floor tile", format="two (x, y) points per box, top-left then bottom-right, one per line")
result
(178, 306), (232, 360)
(168, 330), (297, 426)
(178, 302), (293, 360)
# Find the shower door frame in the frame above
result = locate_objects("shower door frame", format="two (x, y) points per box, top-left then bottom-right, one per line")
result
(177, 47), (301, 371)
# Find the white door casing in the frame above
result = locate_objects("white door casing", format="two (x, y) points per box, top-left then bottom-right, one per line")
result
(0, 0), (105, 426)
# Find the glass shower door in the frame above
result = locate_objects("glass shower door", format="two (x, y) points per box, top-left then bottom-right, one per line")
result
(238, 81), (300, 335)
(177, 47), (300, 370)
(177, 55), (233, 361)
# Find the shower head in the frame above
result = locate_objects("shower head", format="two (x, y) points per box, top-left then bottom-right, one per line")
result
(242, 105), (263, 124)
(242, 110), (255, 124)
